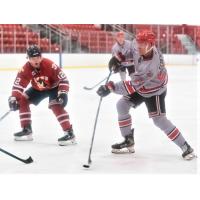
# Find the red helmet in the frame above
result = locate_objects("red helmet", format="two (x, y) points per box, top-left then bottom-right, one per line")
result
(136, 30), (156, 45)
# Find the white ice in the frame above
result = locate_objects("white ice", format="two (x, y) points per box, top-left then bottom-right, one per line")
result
(0, 65), (198, 174)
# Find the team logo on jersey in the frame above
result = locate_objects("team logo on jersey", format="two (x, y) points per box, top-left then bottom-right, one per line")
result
(34, 76), (49, 89)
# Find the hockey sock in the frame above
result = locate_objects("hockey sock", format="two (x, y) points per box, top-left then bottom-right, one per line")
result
(118, 115), (132, 137)
(152, 116), (186, 148)
(50, 104), (71, 131)
(19, 96), (31, 127)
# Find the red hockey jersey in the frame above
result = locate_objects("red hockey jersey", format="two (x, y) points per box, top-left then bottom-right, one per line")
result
(12, 58), (69, 100)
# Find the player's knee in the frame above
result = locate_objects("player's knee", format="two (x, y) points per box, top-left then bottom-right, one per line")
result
(48, 100), (65, 114)
(49, 100), (60, 109)
(116, 99), (129, 115)
(19, 95), (30, 105)
(152, 115), (166, 127)
(152, 115), (172, 132)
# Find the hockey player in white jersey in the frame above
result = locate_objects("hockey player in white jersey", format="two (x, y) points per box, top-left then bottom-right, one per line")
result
(97, 30), (195, 160)
(109, 31), (138, 81)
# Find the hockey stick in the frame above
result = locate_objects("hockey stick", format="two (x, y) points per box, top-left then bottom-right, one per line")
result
(83, 71), (112, 168)
(0, 110), (11, 122)
(0, 110), (33, 164)
(83, 73), (113, 90)
(83, 62), (134, 91)
(0, 147), (33, 164)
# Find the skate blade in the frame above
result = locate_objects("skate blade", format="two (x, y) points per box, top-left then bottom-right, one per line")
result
(14, 135), (33, 141)
(183, 153), (197, 161)
(112, 146), (135, 154)
(58, 138), (77, 146)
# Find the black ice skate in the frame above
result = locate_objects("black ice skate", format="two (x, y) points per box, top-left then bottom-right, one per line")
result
(14, 124), (33, 141)
(181, 142), (196, 160)
(58, 127), (76, 146)
(112, 130), (135, 154)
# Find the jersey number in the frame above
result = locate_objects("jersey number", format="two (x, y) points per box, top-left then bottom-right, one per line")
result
(52, 63), (58, 70)
(14, 78), (21, 85)
(58, 71), (66, 79)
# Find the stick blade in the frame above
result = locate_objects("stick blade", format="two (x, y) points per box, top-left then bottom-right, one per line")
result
(83, 159), (92, 168)
(83, 164), (90, 168)
(83, 86), (92, 90)
(24, 156), (33, 164)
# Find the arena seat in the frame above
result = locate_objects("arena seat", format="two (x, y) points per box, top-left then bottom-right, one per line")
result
(0, 24), (198, 54)
(49, 25), (115, 53)
(0, 24), (59, 53)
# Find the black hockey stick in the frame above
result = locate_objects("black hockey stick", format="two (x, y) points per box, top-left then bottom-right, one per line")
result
(0, 110), (11, 122)
(83, 62), (134, 91)
(83, 73), (113, 90)
(0, 148), (33, 164)
(83, 71), (112, 168)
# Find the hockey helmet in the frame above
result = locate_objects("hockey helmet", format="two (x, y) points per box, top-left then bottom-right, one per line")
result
(115, 31), (125, 37)
(27, 45), (41, 58)
(136, 30), (156, 45)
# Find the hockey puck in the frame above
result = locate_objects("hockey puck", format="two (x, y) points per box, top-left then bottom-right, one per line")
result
(83, 164), (90, 168)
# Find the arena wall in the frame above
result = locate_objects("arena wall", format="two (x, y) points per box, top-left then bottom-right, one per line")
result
(0, 54), (197, 70)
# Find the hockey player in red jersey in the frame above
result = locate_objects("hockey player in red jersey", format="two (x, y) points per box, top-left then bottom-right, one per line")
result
(97, 30), (196, 160)
(8, 45), (76, 146)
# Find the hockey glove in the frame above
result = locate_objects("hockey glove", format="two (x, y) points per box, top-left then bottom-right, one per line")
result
(97, 81), (115, 97)
(127, 65), (135, 75)
(108, 56), (121, 73)
(8, 96), (19, 111)
(57, 92), (68, 107)
(117, 52), (126, 62)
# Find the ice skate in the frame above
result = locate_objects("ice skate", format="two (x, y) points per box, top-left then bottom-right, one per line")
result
(181, 142), (196, 160)
(14, 124), (33, 141)
(112, 130), (135, 154)
(58, 127), (76, 146)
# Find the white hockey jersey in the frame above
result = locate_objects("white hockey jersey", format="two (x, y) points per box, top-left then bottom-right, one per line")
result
(112, 46), (168, 98)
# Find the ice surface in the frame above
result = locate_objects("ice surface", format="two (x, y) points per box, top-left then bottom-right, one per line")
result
(0, 66), (198, 174)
